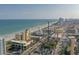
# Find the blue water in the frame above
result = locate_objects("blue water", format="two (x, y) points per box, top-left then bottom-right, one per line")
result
(0, 19), (57, 35)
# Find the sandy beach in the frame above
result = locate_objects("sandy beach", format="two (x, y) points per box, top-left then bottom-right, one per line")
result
(0, 21), (57, 41)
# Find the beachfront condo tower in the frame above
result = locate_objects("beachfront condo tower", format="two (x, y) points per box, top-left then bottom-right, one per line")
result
(15, 33), (23, 41)
(23, 29), (31, 42)
(0, 38), (6, 55)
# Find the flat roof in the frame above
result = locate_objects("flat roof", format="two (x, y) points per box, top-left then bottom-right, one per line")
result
(11, 40), (26, 43)
(68, 36), (75, 39)
(11, 40), (33, 46)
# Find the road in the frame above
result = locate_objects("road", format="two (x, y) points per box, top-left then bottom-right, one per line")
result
(22, 37), (48, 55)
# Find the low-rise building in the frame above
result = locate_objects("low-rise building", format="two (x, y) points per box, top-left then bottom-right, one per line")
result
(68, 36), (77, 55)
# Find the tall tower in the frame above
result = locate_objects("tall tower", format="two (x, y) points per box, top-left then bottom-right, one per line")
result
(15, 32), (23, 41)
(15, 33), (20, 40)
(48, 21), (50, 41)
(23, 29), (31, 42)
(0, 38), (6, 55)
(58, 17), (64, 26)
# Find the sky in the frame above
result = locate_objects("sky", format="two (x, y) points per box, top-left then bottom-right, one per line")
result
(0, 4), (79, 19)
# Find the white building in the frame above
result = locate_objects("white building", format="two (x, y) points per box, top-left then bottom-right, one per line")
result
(0, 37), (6, 55)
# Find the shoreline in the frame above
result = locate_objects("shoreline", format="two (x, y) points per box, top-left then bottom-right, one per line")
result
(0, 21), (57, 41)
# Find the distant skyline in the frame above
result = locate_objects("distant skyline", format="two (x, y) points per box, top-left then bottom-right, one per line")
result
(0, 4), (79, 19)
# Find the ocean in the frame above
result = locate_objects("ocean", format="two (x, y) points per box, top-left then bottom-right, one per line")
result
(0, 19), (57, 36)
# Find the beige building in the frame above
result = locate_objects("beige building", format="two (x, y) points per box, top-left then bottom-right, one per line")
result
(23, 29), (31, 42)
(68, 36), (77, 55)
(15, 32), (23, 41)
(15, 29), (31, 43)
(54, 27), (64, 39)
